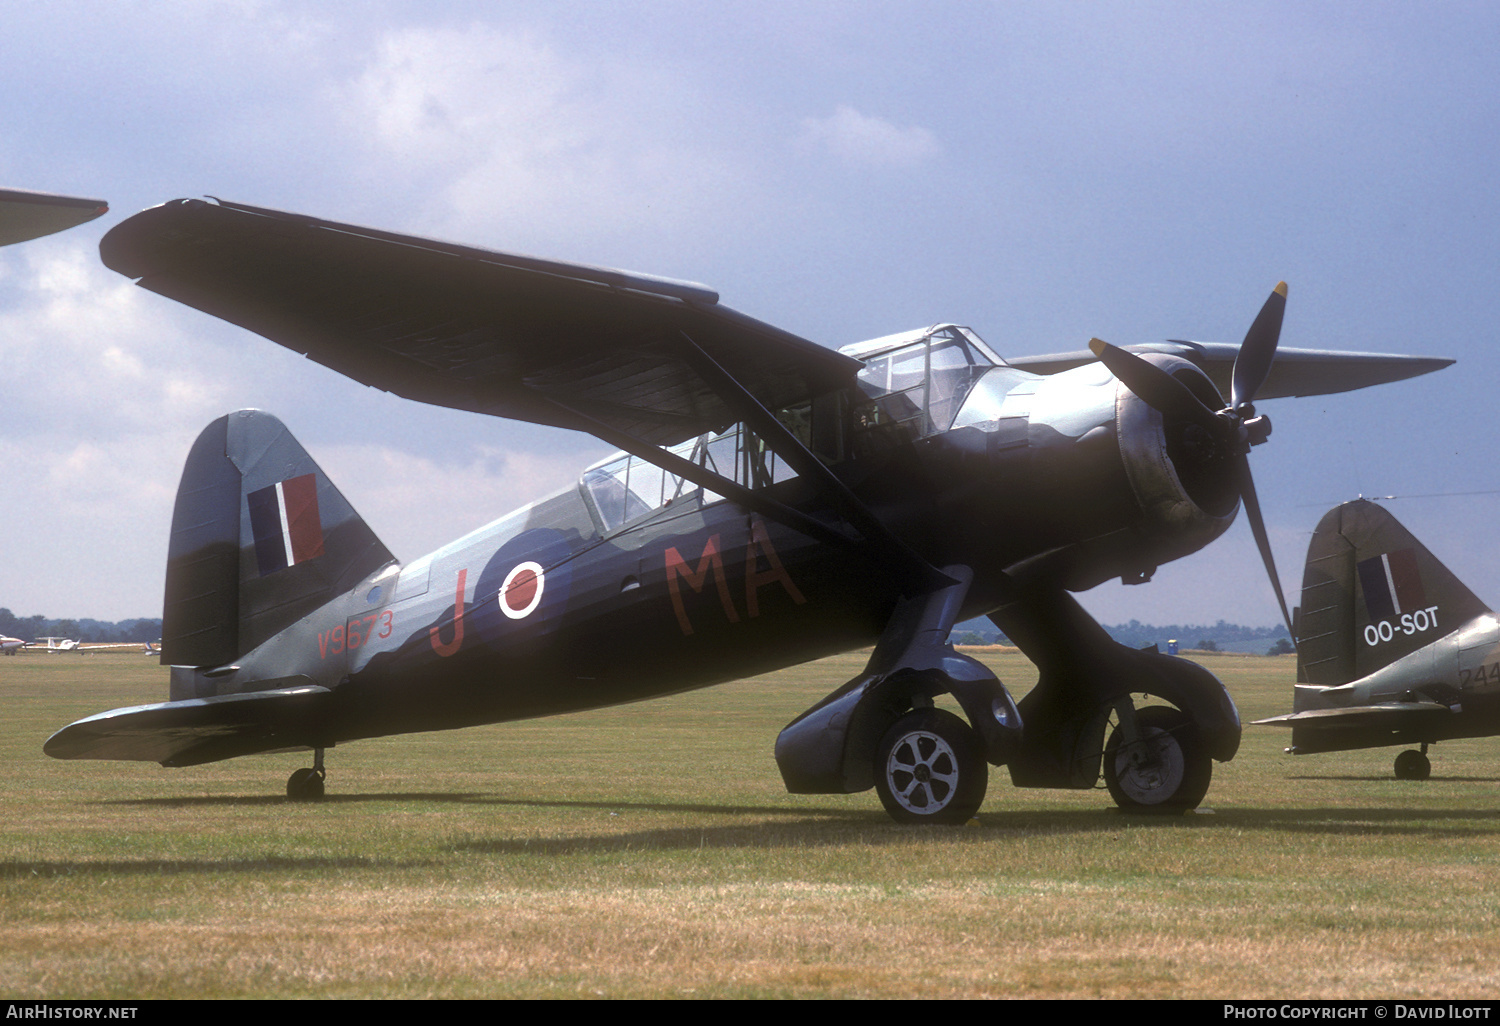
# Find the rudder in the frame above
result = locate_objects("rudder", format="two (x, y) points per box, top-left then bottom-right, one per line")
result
(161, 410), (395, 667)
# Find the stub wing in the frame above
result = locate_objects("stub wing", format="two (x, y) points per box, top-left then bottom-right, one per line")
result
(44, 684), (332, 767)
(1010, 340), (1452, 400)
(100, 198), (860, 447)
(0, 188), (108, 247)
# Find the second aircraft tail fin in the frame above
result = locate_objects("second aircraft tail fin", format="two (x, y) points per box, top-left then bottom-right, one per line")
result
(1295, 499), (1488, 693)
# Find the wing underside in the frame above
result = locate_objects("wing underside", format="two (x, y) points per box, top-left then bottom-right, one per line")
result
(0, 188), (108, 247)
(100, 199), (860, 447)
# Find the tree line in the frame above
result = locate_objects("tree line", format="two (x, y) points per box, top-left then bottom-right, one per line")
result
(951, 617), (1291, 650)
(0, 608), (163, 644)
(3, 606), (1290, 653)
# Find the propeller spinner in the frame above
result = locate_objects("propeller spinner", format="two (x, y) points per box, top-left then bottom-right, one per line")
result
(1090, 283), (1294, 638)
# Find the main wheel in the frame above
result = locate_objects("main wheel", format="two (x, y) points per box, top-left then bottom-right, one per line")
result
(1104, 705), (1211, 814)
(875, 708), (987, 824)
(286, 767), (325, 801)
(1394, 749), (1431, 780)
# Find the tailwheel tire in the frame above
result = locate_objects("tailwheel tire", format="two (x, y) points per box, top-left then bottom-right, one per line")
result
(1394, 749), (1431, 781)
(875, 708), (987, 825)
(1104, 705), (1211, 814)
(286, 767), (325, 802)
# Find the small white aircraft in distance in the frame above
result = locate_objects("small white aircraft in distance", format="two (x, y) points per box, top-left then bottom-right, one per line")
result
(33, 637), (80, 653)
(1, 636), (26, 656)
(32, 637), (157, 655)
(0, 188), (107, 247)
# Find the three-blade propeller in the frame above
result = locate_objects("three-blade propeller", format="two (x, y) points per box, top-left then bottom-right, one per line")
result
(1089, 283), (1294, 640)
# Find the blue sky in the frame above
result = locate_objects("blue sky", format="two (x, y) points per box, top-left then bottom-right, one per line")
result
(0, 1), (1494, 626)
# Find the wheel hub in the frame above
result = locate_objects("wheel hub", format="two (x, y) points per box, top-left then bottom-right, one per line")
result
(886, 730), (960, 813)
(1113, 728), (1184, 801)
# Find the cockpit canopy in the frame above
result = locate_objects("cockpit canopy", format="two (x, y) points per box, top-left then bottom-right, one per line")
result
(581, 324), (1002, 533)
(840, 324), (1001, 438)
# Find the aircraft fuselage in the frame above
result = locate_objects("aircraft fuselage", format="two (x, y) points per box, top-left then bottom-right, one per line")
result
(172, 355), (1241, 749)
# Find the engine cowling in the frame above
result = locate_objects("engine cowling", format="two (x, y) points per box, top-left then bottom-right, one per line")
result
(1114, 352), (1240, 568)
(948, 355), (1240, 593)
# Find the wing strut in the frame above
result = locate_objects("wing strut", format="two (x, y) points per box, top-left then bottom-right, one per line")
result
(539, 396), (861, 554)
(673, 333), (954, 595)
(544, 329), (956, 596)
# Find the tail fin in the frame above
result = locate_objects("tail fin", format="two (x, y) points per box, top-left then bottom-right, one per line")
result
(1295, 499), (1488, 689)
(161, 410), (394, 667)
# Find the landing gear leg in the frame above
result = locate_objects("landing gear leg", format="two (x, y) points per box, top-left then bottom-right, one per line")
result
(1394, 746), (1431, 781)
(773, 564), (1021, 816)
(989, 587), (1239, 799)
(286, 747), (326, 801)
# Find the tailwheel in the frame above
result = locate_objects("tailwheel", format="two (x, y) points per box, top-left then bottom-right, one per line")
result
(1394, 748), (1431, 781)
(286, 748), (327, 801)
(1104, 705), (1211, 814)
(874, 708), (987, 825)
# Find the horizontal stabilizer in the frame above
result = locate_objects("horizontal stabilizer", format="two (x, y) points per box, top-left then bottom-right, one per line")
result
(1011, 341), (1451, 400)
(44, 682), (332, 767)
(1253, 702), (1452, 730)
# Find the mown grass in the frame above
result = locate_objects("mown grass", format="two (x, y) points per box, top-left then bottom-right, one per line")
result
(2, 649), (1497, 998)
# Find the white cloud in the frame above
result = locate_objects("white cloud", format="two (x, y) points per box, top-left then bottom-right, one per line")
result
(0, 243), (235, 440)
(800, 105), (941, 168)
(0, 240), (288, 619)
(313, 439), (607, 563)
(0, 431), (179, 621)
(334, 23), (741, 253)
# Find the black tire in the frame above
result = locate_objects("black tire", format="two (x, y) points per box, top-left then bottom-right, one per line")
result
(286, 767), (325, 801)
(1394, 749), (1431, 781)
(1104, 705), (1211, 814)
(875, 708), (987, 825)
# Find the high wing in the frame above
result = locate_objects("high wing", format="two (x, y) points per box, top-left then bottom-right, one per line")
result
(1010, 340), (1452, 399)
(0, 188), (108, 247)
(99, 198), (859, 447)
(43, 683), (332, 767)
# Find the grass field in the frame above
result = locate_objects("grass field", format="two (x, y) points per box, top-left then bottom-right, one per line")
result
(3, 648), (1497, 999)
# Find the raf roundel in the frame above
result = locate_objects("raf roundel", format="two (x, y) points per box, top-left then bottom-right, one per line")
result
(499, 561), (545, 620)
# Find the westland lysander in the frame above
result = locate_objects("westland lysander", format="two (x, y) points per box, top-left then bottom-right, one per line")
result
(47, 199), (1450, 820)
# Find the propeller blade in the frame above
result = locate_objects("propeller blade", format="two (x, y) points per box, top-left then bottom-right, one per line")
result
(1089, 338), (1224, 436)
(1234, 455), (1295, 642)
(1229, 282), (1287, 411)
